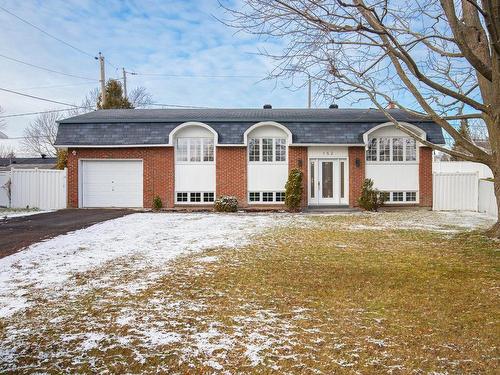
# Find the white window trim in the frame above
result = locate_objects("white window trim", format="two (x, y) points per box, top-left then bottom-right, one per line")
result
(175, 191), (215, 204)
(175, 137), (215, 164)
(366, 137), (419, 164)
(247, 137), (288, 164)
(383, 190), (419, 204)
(248, 191), (286, 204)
(169, 122), (218, 145)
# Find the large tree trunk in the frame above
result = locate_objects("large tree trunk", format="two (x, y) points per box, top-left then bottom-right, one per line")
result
(486, 167), (500, 238)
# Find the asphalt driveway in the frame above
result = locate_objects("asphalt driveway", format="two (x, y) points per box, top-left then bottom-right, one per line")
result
(0, 209), (134, 259)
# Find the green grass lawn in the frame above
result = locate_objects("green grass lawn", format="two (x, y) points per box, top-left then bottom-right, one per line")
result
(0, 213), (498, 373)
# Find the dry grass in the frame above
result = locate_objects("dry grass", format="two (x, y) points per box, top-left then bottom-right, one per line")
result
(0, 213), (499, 374)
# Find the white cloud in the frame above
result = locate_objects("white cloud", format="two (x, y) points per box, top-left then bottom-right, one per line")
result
(0, 0), (310, 138)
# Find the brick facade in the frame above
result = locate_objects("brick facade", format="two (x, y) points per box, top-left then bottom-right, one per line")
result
(67, 147), (174, 209)
(216, 146), (247, 206)
(288, 146), (308, 208)
(419, 147), (433, 207)
(66, 144), (433, 210)
(348, 147), (365, 207)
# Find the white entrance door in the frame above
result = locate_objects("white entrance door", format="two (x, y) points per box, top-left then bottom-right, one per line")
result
(308, 158), (348, 205)
(81, 160), (143, 208)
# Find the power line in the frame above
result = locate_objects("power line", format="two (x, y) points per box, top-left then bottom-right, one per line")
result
(0, 5), (120, 71)
(0, 87), (79, 107)
(0, 5), (95, 59)
(0, 107), (92, 119)
(17, 82), (97, 90)
(134, 72), (262, 79)
(0, 53), (96, 81)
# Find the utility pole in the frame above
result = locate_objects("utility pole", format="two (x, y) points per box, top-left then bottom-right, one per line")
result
(121, 69), (136, 100)
(98, 52), (106, 108)
(122, 68), (127, 99)
(307, 75), (312, 109)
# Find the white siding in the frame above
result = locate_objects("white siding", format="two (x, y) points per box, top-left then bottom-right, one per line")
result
(247, 124), (289, 193)
(433, 172), (478, 211)
(308, 146), (348, 158)
(175, 126), (213, 138)
(247, 125), (287, 139)
(174, 125), (216, 194)
(366, 164), (419, 191)
(247, 164), (288, 191)
(10, 168), (67, 210)
(175, 164), (216, 191)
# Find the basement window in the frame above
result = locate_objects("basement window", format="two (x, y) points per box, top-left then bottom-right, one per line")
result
(248, 191), (286, 204)
(383, 191), (418, 203)
(176, 191), (215, 204)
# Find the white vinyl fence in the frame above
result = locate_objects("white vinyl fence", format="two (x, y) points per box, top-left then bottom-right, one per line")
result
(433, 172), (479, 211)
(433, 172), (497, 218)
(433, 161), (493, 178)
(0, 171), (10, 208)
(2, 168), (67, 210)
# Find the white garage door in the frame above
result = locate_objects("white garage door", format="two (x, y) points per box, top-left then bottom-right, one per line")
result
(81, 160), (143, 208)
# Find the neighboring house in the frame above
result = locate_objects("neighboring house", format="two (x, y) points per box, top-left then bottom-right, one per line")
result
(0, 156), (57, 171)
(54, 107), (445, 209)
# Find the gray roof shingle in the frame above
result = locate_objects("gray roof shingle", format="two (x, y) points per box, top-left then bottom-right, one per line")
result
(55, 108), (446, 146)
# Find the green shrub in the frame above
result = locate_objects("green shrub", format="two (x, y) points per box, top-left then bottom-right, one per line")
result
(56, 149), (67, 170)
(285, 168), (303, 211)
(357, 178), (387, 211)
(214, 195), (238, 212)
(152, 195), (163, 211)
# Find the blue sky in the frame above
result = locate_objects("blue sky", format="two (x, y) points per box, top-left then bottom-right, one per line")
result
(0, 0), (313, 139)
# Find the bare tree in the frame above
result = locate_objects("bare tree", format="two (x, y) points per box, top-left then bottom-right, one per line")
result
(223, 0), (500, 237)
(0, 145), (15, 159)
(128, 86), (154, 108)
(0, 106), (6, 134)
(22, 111), (62, 157)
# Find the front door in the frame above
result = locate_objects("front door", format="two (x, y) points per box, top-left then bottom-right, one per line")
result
(308, 158), (348, 205)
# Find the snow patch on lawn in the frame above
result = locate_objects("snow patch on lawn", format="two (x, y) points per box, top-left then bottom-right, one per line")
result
(314, 210), (496, 233)
(0, 213), (296, 318)
(142, 330), (182, 346)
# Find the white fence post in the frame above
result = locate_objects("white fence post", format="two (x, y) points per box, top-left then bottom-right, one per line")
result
(9, 168), (67, 210)
(0, 171), (11, 208)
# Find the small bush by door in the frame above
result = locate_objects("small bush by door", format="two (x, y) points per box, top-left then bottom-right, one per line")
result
(285, 168), (303, 211)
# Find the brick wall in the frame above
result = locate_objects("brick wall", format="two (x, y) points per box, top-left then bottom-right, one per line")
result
(216, 146), (247, 206)
(419, 146), (433, 207)
(348, 147), (365, 207)
(288, 146), (308, 208)
(67, 147), (174, 209)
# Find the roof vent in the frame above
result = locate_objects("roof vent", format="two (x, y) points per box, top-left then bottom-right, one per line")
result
(329, 103), (339, 109)
(263, 104), (272, 109)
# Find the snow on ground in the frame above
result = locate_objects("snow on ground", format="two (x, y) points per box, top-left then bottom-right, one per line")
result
(0, 210), (493, 318)
(0, 210), (495, 372)
(312, 210), (496, 233)
(0, 209), (50, 219)
(0, 213), (298, 318)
